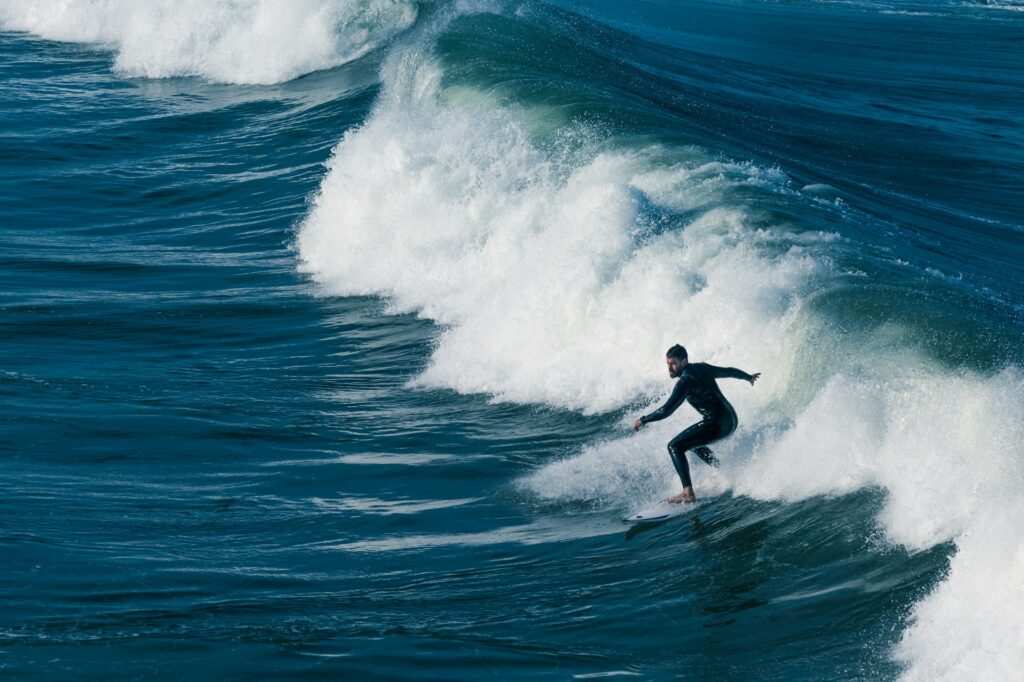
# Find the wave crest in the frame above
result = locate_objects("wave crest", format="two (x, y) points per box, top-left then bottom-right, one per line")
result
(0, 0), (417, 84)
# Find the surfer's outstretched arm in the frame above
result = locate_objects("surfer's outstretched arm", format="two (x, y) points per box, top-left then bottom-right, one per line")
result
(707, 364), (760, 385)
(635, 377), (688, 429)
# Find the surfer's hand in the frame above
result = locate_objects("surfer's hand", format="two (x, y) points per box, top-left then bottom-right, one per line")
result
(632, 418), (644, 432)
(749, 372), (761, 385)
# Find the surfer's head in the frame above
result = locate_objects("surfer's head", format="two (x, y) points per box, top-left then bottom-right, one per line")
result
(665, 344), (688, 378)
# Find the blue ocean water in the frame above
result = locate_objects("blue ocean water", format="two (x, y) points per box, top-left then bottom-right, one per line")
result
(1, 1), (1022, 680)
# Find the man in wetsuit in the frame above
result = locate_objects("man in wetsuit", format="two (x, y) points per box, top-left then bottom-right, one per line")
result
(633, 344), (760, 504)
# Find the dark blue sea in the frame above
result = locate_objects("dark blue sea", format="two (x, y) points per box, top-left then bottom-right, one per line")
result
(2, 1), (1023, 679)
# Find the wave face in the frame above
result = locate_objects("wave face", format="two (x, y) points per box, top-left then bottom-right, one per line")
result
(4, 0), (1024, 679)
(0, 0), (417, 83)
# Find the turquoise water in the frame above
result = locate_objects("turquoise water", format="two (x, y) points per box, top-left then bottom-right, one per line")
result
(2, 1), (1022, 679)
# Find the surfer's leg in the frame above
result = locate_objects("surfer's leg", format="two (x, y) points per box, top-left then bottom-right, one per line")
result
(666, 437), (694, 489)
(667, 419), (724, 493)
(667, 421), (720, 492)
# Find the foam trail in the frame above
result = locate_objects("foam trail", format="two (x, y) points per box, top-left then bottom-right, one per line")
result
(295, 9), (1024, 678)
(0, 0), (417, 84)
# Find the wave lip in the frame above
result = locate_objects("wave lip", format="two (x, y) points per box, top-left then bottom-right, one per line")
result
(0, 0), (418, 84)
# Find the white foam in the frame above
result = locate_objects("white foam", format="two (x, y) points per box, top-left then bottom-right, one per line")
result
(0, 0), (416, 84)
(298, 41), (822, 414)
(894, 496), (1024, 681)
(517, 427), (732, 510)
(295, 15), (1024, 678)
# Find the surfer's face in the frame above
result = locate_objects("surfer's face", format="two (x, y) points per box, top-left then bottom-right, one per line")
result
(666, 356), (685, 378)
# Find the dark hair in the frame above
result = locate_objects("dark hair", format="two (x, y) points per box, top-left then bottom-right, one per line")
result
(666, 344), (688, 361)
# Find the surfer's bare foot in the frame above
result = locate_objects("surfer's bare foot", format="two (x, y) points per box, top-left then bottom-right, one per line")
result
(667, 488), (696, 504)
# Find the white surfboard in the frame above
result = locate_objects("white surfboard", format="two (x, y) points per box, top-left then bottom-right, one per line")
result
(624, 500), (698, 524)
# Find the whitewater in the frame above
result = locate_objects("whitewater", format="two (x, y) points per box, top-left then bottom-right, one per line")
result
(2, 0), (1022, 679)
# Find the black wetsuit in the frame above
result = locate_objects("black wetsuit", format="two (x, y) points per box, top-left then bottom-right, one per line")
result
(639, 362), (753, 489)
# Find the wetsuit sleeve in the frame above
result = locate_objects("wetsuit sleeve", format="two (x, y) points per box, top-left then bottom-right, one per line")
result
(640, 377), (688, 424)
(706, 364), (753, 381)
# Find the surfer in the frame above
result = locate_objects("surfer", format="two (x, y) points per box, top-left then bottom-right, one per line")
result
(633, 344), (759, 504)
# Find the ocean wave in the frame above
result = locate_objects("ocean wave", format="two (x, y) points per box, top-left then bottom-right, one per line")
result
(0, 0), (417, 84)
(296, 5), (1024, 677)
(297, 13), (822, 414)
